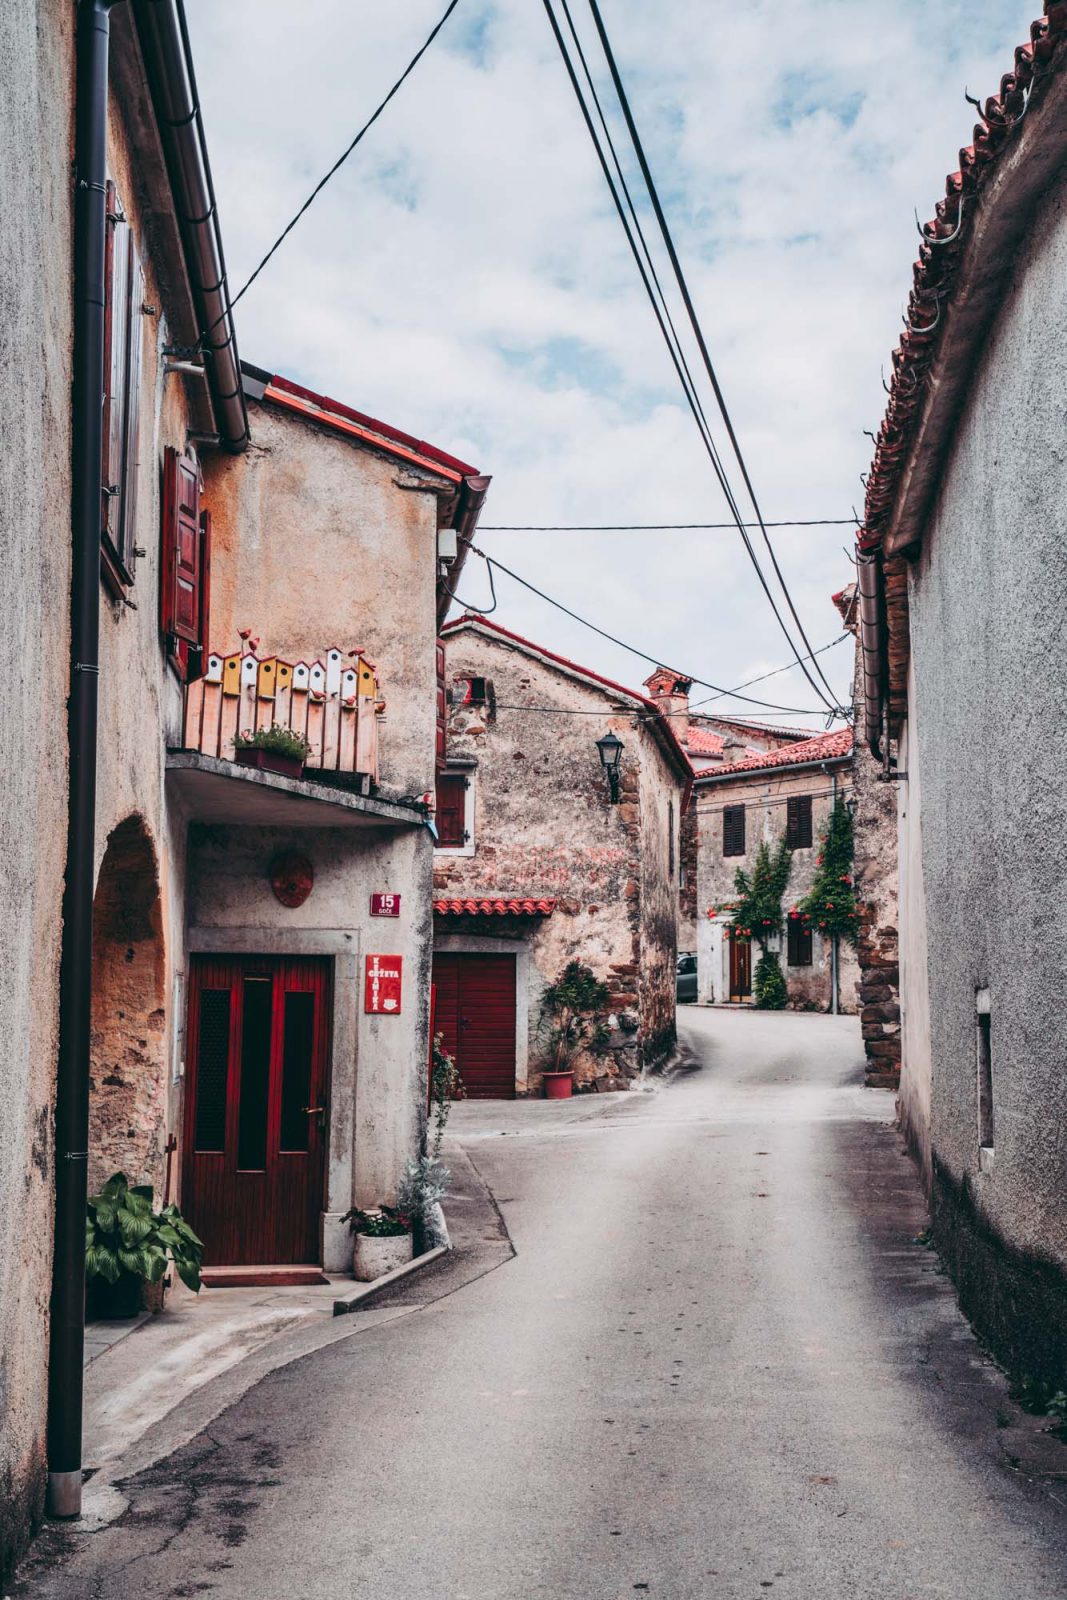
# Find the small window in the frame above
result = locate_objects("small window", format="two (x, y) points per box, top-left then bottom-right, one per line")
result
(435, 772), (471, 851)
(723, 805), (745, 857)
(160, 449), (211, 682)
(787, 919), (812, 967)
(786, 794), (813, 850)
(101, 180), (145, 591)
(977, 989), (994, 1151)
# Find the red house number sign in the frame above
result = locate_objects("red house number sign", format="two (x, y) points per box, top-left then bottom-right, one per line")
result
(370, 893), (401, 917)
(365, 954), (403, 1015)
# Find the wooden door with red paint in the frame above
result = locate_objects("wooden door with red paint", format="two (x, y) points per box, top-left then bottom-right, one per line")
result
(183, 956), (330, 1264)
(432, 953), (517, 1099)
(729, 937), (753, 1003)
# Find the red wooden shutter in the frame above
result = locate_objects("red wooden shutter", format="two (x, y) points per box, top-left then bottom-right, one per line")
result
(102, 181), (131, 559)
(161, 448), (202, 645)
(435, 774), (467, 847)
(435, 639), (448, 771)
(185, 507), (212, 684)
(119, 233), (144, 574)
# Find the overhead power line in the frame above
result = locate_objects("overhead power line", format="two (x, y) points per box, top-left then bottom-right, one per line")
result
(540, 0), (838, 719)
(583, 0), (842, 713)
(461, 543), (848, 719)
(201, 0), (463, 340)
(479, 519), (859, 531)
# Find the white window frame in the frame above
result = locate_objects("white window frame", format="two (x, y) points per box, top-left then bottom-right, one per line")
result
(434, 769), (477, 858)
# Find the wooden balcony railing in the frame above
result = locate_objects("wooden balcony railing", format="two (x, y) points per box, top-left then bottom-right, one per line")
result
(182, 636), (384, 782)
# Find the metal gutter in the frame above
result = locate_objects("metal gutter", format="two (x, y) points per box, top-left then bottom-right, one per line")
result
(47, 0), (119, 1522)
(442, 475), (492, 628)
(131, 0), (249, 450)
(693, 752), (851, 787)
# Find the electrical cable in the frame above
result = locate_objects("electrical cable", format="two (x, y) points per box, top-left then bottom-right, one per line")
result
(462, 543), (845, 717)
(479, 519), (859, 531)
(200, 0), (463, 341)
(582, 0), (842, 711)
(541, 0), (839, 716)
(485, 635), (849, 718)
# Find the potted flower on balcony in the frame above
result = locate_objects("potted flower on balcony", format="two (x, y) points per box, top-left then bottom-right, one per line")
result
(537, 959), (611, 1098)
(233, 724), (311, 780)
(85, 1172), (204, 1320)
(343, 1205), (414, 1282)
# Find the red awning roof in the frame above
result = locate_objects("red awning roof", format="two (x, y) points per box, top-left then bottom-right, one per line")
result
(433, 897), (557, 917)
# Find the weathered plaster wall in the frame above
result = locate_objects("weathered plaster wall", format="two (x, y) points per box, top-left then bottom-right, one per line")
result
(637, 738), (680, 1063)
(904, 156), (1067, 1383)
(188, 820), (433, 1260)
(695, 767), (859, 1011)
(202, 402), (442, 799)
(678, 794), (699, 952)
(435, 631), (682, 1085)
(0, 1), (74, 1575)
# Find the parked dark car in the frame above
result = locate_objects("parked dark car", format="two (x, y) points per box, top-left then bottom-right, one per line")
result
(676, 952), (698, 1004)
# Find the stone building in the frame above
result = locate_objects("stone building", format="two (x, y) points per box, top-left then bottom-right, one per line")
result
(432, 617), (692, 1094)
(694, 729), (858, 1011)
(856, 1), (1067, 1386)
(0, 0), (489, 1561)
(833, 586), (900, 1088)
(641, 669), (819, 955)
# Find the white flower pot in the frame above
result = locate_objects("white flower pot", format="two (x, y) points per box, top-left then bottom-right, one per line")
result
(353, 1230), (413, 1282)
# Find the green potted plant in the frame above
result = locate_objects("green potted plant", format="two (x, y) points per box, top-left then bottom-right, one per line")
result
(342, 1205), (413, 1282)
(85, 1172), (204, 1320)
(233, 724), (311, 779)
(537, 959), (611, 1098)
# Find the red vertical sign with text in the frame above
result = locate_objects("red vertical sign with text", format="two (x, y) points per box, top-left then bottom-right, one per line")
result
(365, 954), (403, 1014)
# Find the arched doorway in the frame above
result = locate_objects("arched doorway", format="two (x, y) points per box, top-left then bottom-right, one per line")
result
(88, 816), (167, 1201)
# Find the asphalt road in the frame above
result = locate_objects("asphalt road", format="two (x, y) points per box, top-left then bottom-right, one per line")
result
(15, 1009), (1067, 1599)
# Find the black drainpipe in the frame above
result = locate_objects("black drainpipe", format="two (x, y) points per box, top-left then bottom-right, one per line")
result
(47, 0), (119, 1521)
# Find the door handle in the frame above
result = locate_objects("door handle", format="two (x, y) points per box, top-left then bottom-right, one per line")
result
(303, 1104), (326, 1129)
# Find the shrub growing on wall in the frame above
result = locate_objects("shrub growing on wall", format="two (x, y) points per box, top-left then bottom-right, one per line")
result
(730, 838), (792, 950)
(797, 801), (858, 945)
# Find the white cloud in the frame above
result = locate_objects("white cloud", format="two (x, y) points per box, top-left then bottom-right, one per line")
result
(186, 0), (1032, 719)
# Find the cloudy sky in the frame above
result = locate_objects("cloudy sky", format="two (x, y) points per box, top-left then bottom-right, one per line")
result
(186, 0), (1028, 727)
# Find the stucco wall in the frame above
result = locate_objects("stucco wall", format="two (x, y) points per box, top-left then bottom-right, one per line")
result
(904, 152), (1067, 1383)
(695, 766), (859, 1011)
(0, 0), (74, 1575)
(202, 402), (442, 800)
(434, 629), (683, 1084)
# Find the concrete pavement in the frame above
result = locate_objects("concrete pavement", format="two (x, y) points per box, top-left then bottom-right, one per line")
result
(12, 1009), (1067, 1598)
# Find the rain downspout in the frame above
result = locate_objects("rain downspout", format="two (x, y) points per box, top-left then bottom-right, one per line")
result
(47, 0), (119, 1521)
(830, 767), (839, 1017)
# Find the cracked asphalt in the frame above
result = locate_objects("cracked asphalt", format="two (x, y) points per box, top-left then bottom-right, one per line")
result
(12, 1009), (1067, 1599)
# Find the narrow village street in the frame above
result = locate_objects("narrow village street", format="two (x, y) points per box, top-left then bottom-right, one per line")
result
(14, 1010), (1067, 1600)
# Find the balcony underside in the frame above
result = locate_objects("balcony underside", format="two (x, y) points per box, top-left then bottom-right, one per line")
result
(166, 752), (423, 830)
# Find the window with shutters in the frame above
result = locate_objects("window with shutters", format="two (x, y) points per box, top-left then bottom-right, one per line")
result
(101, 180), (145, 593)
(787, 918), (813, 967)
(160, 447), (211, 683)
(434, 772), (474, 854)
(723, 804), (745, 857)
(785, 794), (813, 850)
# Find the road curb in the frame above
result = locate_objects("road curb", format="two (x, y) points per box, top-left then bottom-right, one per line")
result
(332, 1244), (450, 1316)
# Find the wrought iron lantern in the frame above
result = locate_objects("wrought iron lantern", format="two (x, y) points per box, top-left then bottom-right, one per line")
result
(595, 731), (624, 804)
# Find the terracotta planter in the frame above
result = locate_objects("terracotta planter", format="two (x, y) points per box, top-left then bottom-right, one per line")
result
(353, 1230), (413, 1282)
(543, 1070), (574, 1100)
(234, 746), (305, 780)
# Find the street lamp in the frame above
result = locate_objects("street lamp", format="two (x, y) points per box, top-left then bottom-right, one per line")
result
(595, 731), (624, 804)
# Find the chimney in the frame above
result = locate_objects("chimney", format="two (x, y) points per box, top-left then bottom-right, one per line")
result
(644, 667), (692, 743)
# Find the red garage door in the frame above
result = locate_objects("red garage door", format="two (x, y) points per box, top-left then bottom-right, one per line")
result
(433, 953), (517, 1099)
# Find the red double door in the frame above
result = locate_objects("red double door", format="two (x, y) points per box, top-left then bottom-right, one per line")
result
(183, 956), (330, 1265)
(433, 953), (517, 1099)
